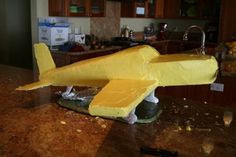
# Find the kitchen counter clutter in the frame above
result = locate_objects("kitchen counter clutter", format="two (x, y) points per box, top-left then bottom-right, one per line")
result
(0, 64), (236, 157)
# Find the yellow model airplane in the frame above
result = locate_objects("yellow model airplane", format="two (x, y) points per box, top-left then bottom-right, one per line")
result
(17, 43), (218, 118)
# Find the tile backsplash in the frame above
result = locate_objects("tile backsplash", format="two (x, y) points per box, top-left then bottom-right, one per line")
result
(90, 1), (121, 40)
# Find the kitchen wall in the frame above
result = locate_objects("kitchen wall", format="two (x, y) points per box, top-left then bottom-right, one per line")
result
(32, 0), (208, 42)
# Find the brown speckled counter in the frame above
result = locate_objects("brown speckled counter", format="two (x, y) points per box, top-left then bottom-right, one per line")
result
(0, 64), (236, 157)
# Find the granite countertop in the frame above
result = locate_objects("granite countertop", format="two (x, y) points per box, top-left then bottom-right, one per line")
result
(0, 64), (236, 157)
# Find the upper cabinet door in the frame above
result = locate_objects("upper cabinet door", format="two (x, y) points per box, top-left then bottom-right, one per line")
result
(68, 0), (89, 17)
(121, 0), (136, 17)
(48, 0), (106, 17)
(120, 0), (181, 18)
(121, 0), (153, 18)
(179, 0), (199, 18)
(121, 0), (220, 19)
(163, 0), (181, 18)
(69, 0), (106, 17)
(49, 0), (69, 16)
(219, 0), (236, 41)
(179, 0), (221, 19)
(90, 0), (106, 17)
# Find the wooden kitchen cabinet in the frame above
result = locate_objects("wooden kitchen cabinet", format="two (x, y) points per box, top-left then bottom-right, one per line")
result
(120, 0), (181, 18)
(156, 0), (181, 18)
(121, 0), (218, 19)
(218, 0), (236, 41)
(178, 0), (220, 19)
(120, 0), (134, 17)
(140, 0), (220, 19)
(120, 0), (221, 19)
(48, 0), (106, 17)
(49, 0), (69, 16)
(121, 0), (147, 18)
(68, 0), (106, 17)
(121, 0), (170, 18)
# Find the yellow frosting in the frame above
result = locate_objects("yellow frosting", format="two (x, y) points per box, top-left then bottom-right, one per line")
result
(17, 43), (218, 117)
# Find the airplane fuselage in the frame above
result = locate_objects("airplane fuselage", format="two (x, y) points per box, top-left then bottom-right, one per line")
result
(40, 45), (217, 88)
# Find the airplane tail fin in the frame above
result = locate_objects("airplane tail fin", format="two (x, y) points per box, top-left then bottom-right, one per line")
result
(34, 43), (56, 75)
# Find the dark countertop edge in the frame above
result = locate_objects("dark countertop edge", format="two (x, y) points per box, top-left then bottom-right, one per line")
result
(51, 46), (123, 56)
(148, 39), (217, 47)
(51, 40), (217, 55)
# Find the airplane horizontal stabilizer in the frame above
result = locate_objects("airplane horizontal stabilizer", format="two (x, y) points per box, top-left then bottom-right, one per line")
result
(16, 80), (52, 91)
(88, 79), (159, 117)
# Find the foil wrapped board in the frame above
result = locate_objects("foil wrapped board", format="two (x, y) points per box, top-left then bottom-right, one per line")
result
(57, 88), (162, 124)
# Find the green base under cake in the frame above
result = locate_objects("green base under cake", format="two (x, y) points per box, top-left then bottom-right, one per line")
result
(57, 98), (162, 124)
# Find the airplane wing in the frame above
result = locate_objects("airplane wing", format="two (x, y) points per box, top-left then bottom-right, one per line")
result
(88, 79), (159, 118)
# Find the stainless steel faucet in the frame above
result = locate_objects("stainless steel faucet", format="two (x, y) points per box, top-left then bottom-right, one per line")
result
(183, 25), (206, 55)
